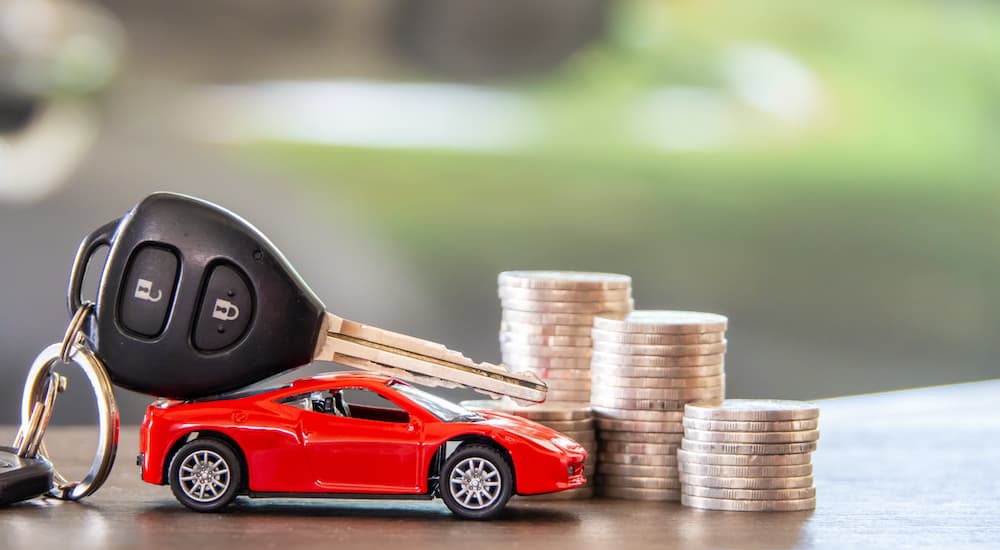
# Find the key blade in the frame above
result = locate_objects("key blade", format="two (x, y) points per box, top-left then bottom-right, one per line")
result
(315, 313), (548, 403)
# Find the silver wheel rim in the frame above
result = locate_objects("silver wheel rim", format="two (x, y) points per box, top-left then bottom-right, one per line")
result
(449, 456), (502, 510)
(178, 449), (231, 503)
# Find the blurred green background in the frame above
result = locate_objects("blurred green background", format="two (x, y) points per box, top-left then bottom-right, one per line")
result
(1, 0), (998, 424)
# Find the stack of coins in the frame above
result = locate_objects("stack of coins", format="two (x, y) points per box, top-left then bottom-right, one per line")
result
(461, 399), (597, 498)
(589, 311), (728, 501)
(498, 271), (633, 403)
(679, 399), (820, 512)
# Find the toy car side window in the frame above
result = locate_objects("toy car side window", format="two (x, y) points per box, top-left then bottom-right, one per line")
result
(278, 391), (335, 414)
(337, 387), (410, 424)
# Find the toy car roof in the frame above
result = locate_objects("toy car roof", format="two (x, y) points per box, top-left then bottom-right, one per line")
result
(289, 370), (398, 389)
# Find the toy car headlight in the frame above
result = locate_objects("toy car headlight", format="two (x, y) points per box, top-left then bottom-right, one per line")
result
(523, 433), (561, 453)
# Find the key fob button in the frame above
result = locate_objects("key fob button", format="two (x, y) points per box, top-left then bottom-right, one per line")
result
(193, 263), (254, 351)
(118, 245), (178, 337)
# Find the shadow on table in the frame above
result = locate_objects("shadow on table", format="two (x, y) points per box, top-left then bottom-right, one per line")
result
(136, 498), (579, 522)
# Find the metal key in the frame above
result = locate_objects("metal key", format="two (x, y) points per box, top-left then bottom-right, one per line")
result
(69, 192), (546, 403)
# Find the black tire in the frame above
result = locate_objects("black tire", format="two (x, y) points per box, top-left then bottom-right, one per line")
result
(168, 438), (242, 512)
(440, 444), (513, 520)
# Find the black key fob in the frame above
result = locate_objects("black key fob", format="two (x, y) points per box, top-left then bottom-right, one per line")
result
(68, 193), (326, 398)
(0, 447), (53, 506)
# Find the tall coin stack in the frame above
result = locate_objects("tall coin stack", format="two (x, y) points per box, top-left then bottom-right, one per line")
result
(498, 271), (633, 403)
(589, 311), (728, 501)
(679, 400), (820, 511)
(461, 400), (596, 498)
(497, 271), (632, 498)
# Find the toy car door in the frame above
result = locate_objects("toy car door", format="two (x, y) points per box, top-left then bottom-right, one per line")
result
(300, 386), (424, 493)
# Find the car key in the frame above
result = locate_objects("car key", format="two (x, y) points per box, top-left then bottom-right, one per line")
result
(1, 380), (61, 506)
(0, 446), (53, 506)
(69, 192), (546, 402)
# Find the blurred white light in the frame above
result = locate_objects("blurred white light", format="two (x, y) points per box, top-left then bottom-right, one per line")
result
(182, 80), (538, 151)
(630, 86), (740, 151)
(723, 44), (822, 124)
(0, 100), (98, 204)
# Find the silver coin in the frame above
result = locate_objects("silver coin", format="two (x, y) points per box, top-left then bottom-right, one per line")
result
(594, 311), (728, 334)
(539, 418), (594, 431)
(593, 385), (724, 400)
(501, 298), (634, 315)
(499, 286), (632, 302)
(522, 367), (592, 380)
(593, 340), (727, 357)
(591, 363), (725, 378)
(501, 343), (593, 358)
(590, 389), (723, 411)
(682, 417), (819, 432)
(596, 418), (685, 433)
(598, 475), (681, 490)
(678, 462), (813, 478)
(684, 399), (820, 421)
(503, 309), (611, 326)
(546, 389), (593, 402)
(682, 485), (816, 500)
(592, 407), (685, 422)
(598, 452), (678, 467)
(460, 399), (591, 420)
(504, 355), (594, 369)
(592, 395), (706, 411)
(598, 463), (680, 478)
(600, 441), (681, 455)
(498, 271), (632, 290)
(592, 351), (726, 367)
(500, 331), (593, 347)
(500, 321), (594, 336)
(591, 329), (726, 345)
(680, 439), (817, 456)
(681, 494), (816, 512)
(684, 428), (820, 444)
(517, 486), (595, 500)
(599, 431), (684, 444)
(600, 486), (681, 501)
(677, 449), (813, 466)
(541, 377), (592, 391)
(680, 474), (814, 490)
(591, 374), (726, 389)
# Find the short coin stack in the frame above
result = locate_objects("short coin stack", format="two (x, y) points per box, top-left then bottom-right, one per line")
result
(590, 311), (728, 501)
(679, 399), (820, 511)
(498, 271), (633, 404)
(461, 399), (597, 498)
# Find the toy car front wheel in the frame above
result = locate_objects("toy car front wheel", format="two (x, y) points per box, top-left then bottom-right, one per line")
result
(441, 444), (513, 520)
(168, 439), (242, 512)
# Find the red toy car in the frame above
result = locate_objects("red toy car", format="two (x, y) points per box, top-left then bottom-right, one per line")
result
(138, 372), (587, 519)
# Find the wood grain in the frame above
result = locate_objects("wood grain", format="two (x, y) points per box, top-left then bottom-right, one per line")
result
(1, 380), (998, 550)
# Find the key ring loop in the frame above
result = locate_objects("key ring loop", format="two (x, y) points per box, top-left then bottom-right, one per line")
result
(20, 342), (119, 500)
(13, 371), (63, 457)
(60, 302), (94, 363)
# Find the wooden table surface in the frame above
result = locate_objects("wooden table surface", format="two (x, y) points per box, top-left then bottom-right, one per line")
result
(2, 380), (999, 550)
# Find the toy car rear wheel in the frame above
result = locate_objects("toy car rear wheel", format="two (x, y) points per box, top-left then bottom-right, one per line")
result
(168, 438), (242, 512)
(441, 444), (513, 520)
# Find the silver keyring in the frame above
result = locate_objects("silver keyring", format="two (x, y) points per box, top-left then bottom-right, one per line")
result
(20, 342), (119, 500)
(14, 371), (63, 457)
